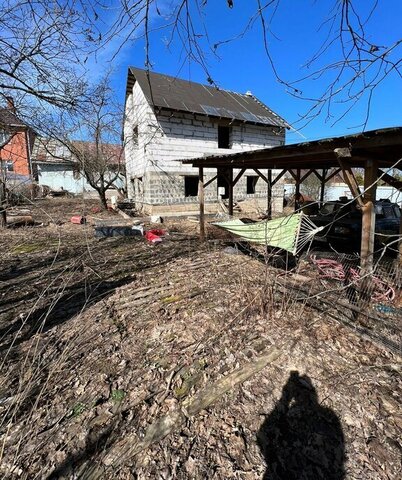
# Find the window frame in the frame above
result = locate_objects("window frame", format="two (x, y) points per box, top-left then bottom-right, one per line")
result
(218, 125), (231, 149)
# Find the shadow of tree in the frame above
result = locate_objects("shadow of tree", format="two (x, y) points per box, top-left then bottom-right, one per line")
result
(0, 239), (200, 352)
(257, 371), (345, 480)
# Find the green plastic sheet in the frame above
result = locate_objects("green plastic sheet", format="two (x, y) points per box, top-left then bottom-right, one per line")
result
(213, 214), (303, 254)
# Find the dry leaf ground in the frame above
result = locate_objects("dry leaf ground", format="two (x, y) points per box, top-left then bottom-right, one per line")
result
(0, 198), (400, 479)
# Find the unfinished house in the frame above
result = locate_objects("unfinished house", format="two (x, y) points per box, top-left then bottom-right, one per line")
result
(124, 67), (288, 215)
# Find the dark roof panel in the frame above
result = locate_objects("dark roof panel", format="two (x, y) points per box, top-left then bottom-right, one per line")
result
(0, 108), (27, 128)
(128, 67), (288, 128)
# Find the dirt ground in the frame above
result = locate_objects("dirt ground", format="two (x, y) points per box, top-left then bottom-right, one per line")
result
(0, 198), (401, 479)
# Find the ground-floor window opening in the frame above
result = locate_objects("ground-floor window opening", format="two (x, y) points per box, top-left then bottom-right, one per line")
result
(184, 175), (198, 197)
(247, 175), (259, 194)
(217, 174), (229, 199)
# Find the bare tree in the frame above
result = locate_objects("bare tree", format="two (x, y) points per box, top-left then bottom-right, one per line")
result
(0, 0), (99, 110)
(43, 81), (125, 209)
(110, 1), (401, 128)
(0, 0), (102, 225)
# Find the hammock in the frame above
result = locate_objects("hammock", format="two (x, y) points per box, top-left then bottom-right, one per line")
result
(212, 213), (324, 255)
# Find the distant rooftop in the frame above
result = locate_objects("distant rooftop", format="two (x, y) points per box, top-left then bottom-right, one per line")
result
(0, 107), (27, 129)
(127, 67), (288, 128)
(32, 138), (124, 165)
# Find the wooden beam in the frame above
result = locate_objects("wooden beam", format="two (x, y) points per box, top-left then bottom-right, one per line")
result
(267, 169), (272, 220)
(324, 168), (342, 184)
(313, 169), (323, 182)
(378, 170), (402, 191)
(300, 169), (314, 182)
(320, 169), (327, 204)
(335, 148), (364, 208)
(295, 169), (301, 211)
(360, 158), (378, 275)
(271, 169), (288, 186)
(204, 174), (218, 188)
(228, 168), (234, 216)
(198, 167), (205, 241)
(253, 169), (269, 184)
(232, 168), (246, 187)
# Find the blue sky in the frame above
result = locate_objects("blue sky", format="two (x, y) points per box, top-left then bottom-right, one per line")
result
(99, 0), (402, 144)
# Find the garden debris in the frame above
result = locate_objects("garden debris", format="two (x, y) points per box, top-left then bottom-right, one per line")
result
(6, 215), (34, 226)
(95, 224), (143, 237)
(144, 228), (167, 243)
(70, 215), (86, 224)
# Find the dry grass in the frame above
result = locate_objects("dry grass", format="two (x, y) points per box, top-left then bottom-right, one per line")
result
(0, 198), (401, 479)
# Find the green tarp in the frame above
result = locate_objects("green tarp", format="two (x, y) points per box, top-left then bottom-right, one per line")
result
(213, 214), (306, 254)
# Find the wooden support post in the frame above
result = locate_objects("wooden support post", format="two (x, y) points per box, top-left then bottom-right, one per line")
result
(267, 169), (272, 220)
(360, 159), (378, 274)
(295, 169), (301, 211)
(228, 168), (234, 216)
(198, 167), (205, 241)
(320, 169), (327, 204)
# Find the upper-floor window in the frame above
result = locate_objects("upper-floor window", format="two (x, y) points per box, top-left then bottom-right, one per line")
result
(132, 125), (139, 146)
(0, 130), (12, 147)
(218, 126), (231, 149)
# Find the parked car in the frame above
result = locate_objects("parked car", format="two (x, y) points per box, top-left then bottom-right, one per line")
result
(311, 199), (401, 249)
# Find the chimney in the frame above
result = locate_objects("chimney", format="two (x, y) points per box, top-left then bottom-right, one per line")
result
(6, 96), (16, 112)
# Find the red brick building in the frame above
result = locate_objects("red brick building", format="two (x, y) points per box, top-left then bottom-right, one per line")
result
(0, 99), (35, 177)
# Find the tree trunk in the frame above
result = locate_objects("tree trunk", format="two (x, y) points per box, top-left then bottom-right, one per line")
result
(0, 180), (7, 228)
(97, 188), (108, 210)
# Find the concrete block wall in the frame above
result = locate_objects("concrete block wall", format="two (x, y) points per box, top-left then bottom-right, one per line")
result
(131, 170), (284, 216)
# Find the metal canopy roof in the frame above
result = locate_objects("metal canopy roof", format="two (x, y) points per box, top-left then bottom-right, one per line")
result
(182, 127), (402, 170)
(127, 67), (288, 128)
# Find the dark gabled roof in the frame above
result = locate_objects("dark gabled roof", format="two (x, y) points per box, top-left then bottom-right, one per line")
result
(127, 67), (288, 128)
(0, 108), (27, 128)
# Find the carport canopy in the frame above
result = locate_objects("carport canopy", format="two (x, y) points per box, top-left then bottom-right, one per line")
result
(182, 127), (402, 272)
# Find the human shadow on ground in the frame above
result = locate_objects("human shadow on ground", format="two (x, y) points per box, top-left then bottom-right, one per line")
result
(257, 371), (345, 480)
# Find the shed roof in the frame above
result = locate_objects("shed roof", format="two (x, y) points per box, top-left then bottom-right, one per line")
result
(182, 127), (402, 170)
(127, 67), (288, 128)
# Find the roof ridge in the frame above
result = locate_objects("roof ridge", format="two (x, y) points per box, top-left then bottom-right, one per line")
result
(245, 92), (289, 128)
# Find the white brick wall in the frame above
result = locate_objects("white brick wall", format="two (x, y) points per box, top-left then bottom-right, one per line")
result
(123, 80), (286, 206)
